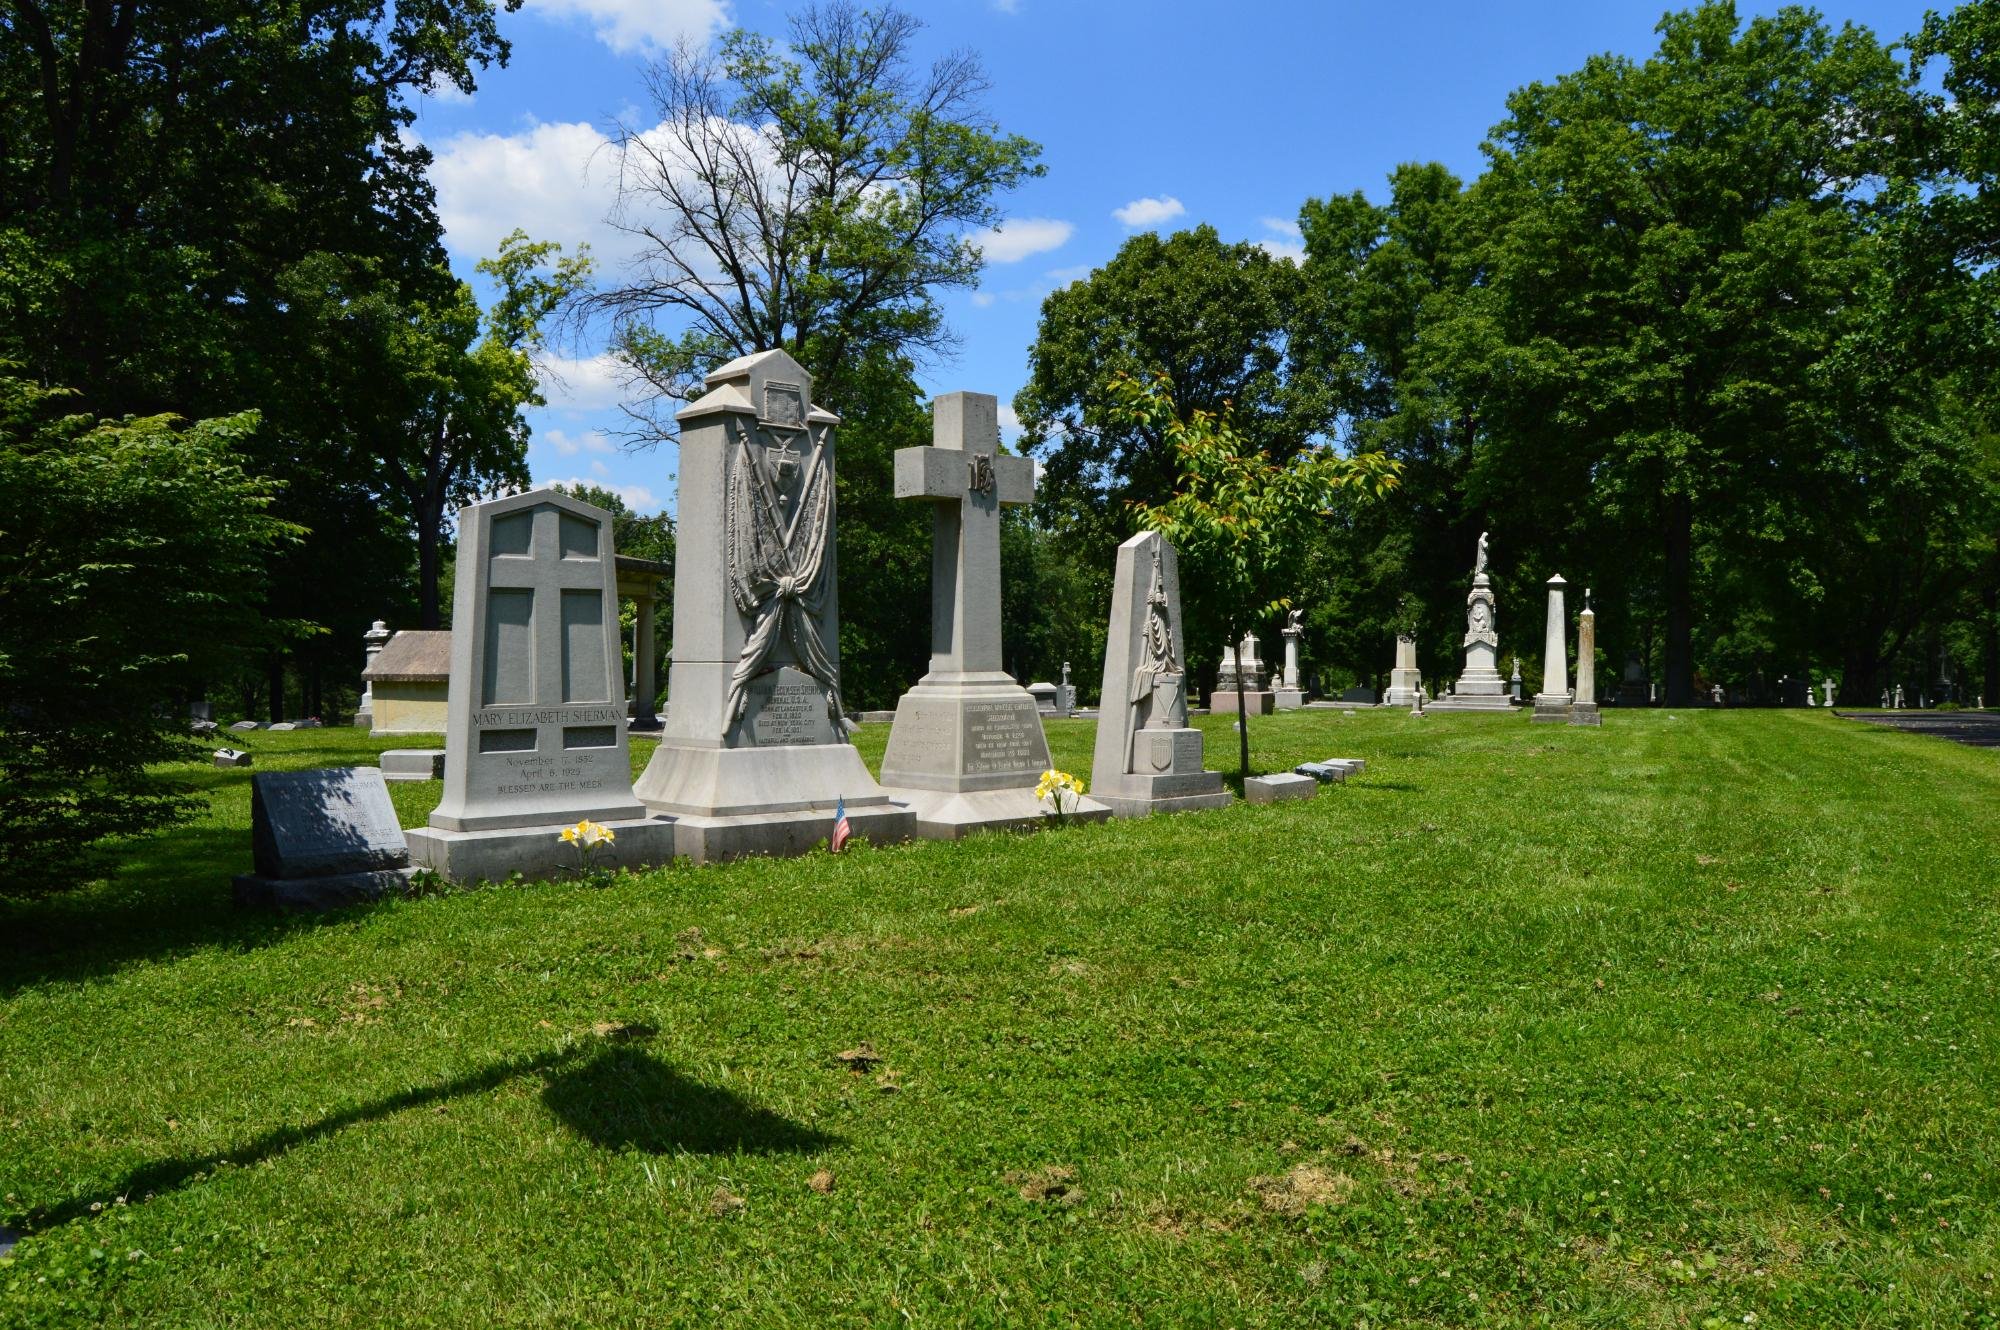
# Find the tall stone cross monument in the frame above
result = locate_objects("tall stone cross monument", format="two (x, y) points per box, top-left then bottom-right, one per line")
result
(407, 488), (675, 881)
(879, 391), (1106, 835)
(634, 349), (913, 861)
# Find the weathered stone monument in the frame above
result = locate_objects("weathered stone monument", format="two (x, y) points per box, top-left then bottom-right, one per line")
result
(1027, 682), (1060, 715)
(407, 488), (675, 881)
(1210, 631), (1275, 714)
(1510, 656), (1523, 703)
(1434, 532), (1515, 712)
(1383, 634), (1423, 708)
(1090, 531), (1231, 818)
(353, 619), (393, 728)
(633, 350), (913, 860)
(1275, 609), (1306, 710)
(234, 767), (414, 910)
(878, 391), (1103, 837)
(1533, 574), (1571, 723)
(1570, 589), (1601, 726)
(1056, 661), (1076, 715)
(1822, 676), (1837, 708)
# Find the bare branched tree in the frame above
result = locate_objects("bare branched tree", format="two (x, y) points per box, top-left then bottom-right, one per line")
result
(583, 1), (1042, 441)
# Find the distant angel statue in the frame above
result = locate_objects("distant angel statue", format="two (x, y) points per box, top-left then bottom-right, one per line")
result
(1473, 531), (1490, 577)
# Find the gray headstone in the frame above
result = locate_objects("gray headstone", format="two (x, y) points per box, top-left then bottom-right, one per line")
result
(1245, 772), (1317, 804)
(213, 748), (252, 768)
(230, 720), (262, 732)
(1090, 531), (1229, 818)
(423, 489), (645, 834)
(268, 722), (297, 732)
(248, 767), (408, 877)
(1026, 682), (1059, 715)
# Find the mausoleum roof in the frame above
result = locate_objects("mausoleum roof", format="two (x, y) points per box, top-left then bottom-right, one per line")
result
(363, 630), (452, 682)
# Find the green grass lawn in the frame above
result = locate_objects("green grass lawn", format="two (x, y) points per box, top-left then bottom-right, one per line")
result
(3, 710), (1997, 1327)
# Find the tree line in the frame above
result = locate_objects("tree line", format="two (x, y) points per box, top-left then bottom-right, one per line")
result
(1013, 2), (2000, 709)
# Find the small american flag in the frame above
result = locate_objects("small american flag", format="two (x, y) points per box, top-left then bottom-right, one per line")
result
(829, 796), (852, 854)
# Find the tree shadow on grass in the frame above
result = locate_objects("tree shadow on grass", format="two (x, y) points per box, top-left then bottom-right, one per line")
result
(16, 1041), (834, 1237)
(541, 1047), (838, 1155)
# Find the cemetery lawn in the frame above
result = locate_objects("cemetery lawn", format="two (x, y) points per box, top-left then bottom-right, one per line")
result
(5, 712), (1999, 1328)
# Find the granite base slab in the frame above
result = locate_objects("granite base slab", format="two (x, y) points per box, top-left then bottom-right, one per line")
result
(882, 785), (1110, 840)
(234, 867), (416, 912)
(1273, 688), (1305, 710)
(1531, 697), (1572, 724)
(406, 816), (678, 883)
(1426, 694), (1517, 712)
(1246, 773), (1317, 804)
(379, 748), (445, 782)
(1568, 702), (1602, 727)
(667, 801), (916, 865)
(1098, 788), (1235, 818)
(1208, 690), (1276, 715)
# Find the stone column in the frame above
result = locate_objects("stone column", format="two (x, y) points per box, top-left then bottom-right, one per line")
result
(354, 619), (392, 728)
(1274, 617), (1305, 709)
(1570, 590), (1600, 726)
(1384, 634), (1422, 707)
(630, 593), (659, 730)
(1533, 574), (1570, 723)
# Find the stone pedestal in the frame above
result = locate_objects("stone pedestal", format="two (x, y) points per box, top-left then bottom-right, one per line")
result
(879, 393), (1105, 838)
(1435, 552), (1513, 711)
(1383, 634), (1423, 708)
(1090, 532), (1231, 818)
(1209, 632), (1274, 713)
(354, 619), (392, 729)
(633, 351), (913, 861)
(410, 488), (676, 880)
(1532, 573), (1571, 723)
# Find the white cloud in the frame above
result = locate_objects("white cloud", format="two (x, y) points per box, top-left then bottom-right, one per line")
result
(968, 217), (1073, 264)
(535, 352), (629, 413)
(970, 291), (996, 309)
(539, 427), (616, 457)
(1255, 216), (1306, 263)
(1114, 195), (1185, 228)
(1045, 263), (1093, 284)
(527, 0), (728, 54)
(431, 119), (624, 264)
(543, 475), (662, 514)
(998, 403), (1023, 445)
(992, 0), (1020, 11)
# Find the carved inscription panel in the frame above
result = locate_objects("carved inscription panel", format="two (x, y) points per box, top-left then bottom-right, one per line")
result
(960, 699), (1047, 777)
(738, 667), (839, 747)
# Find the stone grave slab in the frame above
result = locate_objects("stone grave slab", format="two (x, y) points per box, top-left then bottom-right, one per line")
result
(233, 766), (414, 910)
(1245, 772), (1317, 804)
(380, 748), (446, 783)
(213, 748), (252, 768)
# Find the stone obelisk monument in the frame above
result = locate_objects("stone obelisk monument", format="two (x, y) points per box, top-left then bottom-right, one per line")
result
(1570, 588), (1601, 726)
(633, 350), (914, 861)
(1532, 573), (1571, 723)
(878, 392), (1106, 836)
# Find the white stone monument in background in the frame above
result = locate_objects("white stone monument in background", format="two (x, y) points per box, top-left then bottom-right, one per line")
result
(1822, 676), (1837, 708)
(1209, 631), (1275, 714)
(1433, 532), (1514, 712)
(1091, 531), (1231, 818)
(1569, 588), (1601, 726)
(633, 350), (914, 861)
(1382, 634), (1423, 708)
(1532, 573), (1571, 724)
(352, 619), (391, 728)
(878, 391), (1105, 837)
(408, 488), (674, 881)
(1274, 610), (1306, 710)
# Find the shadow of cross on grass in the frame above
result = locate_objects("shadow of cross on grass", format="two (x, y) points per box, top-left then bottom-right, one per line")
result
(18, 1040), (834, 1236)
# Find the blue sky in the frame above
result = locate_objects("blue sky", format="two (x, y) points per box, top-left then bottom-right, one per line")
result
(413, 0), (1939, 516)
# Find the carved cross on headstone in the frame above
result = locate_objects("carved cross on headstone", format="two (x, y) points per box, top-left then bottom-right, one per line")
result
(893, 392), (1033, 681)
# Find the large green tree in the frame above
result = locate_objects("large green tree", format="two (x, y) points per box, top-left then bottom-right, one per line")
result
(1452, 2), (1920, 704)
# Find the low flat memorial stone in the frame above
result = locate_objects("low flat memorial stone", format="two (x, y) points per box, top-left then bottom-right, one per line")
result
(1245, 772), (1317, 804)
(213, 748), (252, 768)
(230, 720), (261, 732)
(380, 748), (446, 783)
(268, 722), (297, 732)
(1294, 762), (1346, 784)
(233, 766), (414, 911)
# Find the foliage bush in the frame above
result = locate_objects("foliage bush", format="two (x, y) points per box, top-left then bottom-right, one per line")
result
(0, 374), (298, 896)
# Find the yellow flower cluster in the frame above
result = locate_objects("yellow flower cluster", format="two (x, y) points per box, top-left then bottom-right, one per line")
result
(558, 819), (616, 846)
(1034, 769), (1085, 802)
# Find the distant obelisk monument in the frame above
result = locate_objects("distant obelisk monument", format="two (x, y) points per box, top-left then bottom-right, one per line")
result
(1532, 574), (1571, 724)
(1570, 588), (1601, 726)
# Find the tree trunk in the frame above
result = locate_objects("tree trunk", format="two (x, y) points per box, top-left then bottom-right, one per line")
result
(1663, 491), (1695, 706)
(417, 500), (443, 630)
(266, 652), (286, 722)
(1982, 576), (1998, 707)
(1233, 639), (1249, 784)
